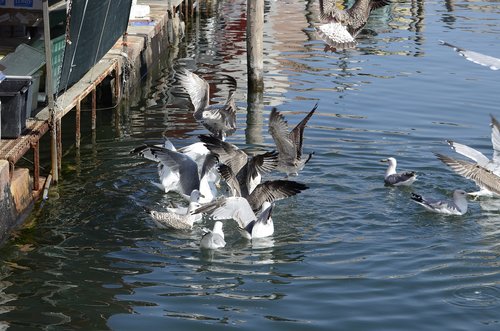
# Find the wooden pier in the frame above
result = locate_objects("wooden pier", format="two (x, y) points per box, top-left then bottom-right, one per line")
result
(0, 0), (197, 241)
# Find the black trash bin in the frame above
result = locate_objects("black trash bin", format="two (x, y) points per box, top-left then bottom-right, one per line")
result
(0, 76), (32, 139)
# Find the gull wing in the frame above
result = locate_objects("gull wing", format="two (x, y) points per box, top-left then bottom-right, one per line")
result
(446, 140), (490, 167)
(269, 108), (296, 165)
(246, 180), (309, 212)
(440, 41), (500, 70)
(194, 197), (256, 229)
(176, 68), (210, 113)
(289, 103), (317, 161)
(436, 153), (500, 195)
(490, 115), (500, 164)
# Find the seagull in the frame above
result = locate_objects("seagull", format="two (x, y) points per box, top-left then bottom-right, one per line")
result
(199, 134), (278, 194)
(193, 179), (308, 239)
(175, 68), (237, 141)
(410, 189), (468, 216)
(194, 198), (275, 239)
(131, 144), (217, 202)
(440, 41), (500, 71)
(380, 157), (417, 186)
(147, 190), (204, 230)
(316, 0), (391, 50)
(268, 104), (317, 177)
(435, 153), (500, 197)
(437, 115), (500, 196)
(200, 221), (226, 249)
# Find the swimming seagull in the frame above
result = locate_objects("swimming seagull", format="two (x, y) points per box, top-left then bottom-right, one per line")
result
(316, 0), (391, 50)
(200, 221), (226, 250)
(380, 157), (417, 186)
(147, 190), (204, 230)
(410, 189), (468, 216)
(435, 153), (500, 197)
(440, 41), (500, 71)
(175, 68), (237, 140)
(437, 115), (500, 196)
(268, 104), (317, 177)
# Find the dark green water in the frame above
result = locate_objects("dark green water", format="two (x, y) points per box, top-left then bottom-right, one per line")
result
(1, 0), (500, 330)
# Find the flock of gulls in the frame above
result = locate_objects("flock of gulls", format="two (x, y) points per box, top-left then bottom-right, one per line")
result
(132, 67), (315, 250)
(131, 0), (500, 249)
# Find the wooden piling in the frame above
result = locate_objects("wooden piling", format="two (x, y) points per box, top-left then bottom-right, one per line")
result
(76, 101), (81, 148)
(91, 87), (97, 131)
(247, 0), (264, 93)
(32, 141), (39, 191)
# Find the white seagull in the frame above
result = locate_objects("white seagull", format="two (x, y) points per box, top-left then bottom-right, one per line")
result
(410, 189), (468, 216)
(175, 68), (237, 141)
(437, 115), (500, 196)
(268, 104), (317, 177)
(200, 221), (226, 250)
(316, 0), (391, 50)
(194, 179), (308, 239)
(440, 41), (500, 71)
(132, 144), (217, 203)
(147, 190), (204, 230)
(380, 157), (417, 186)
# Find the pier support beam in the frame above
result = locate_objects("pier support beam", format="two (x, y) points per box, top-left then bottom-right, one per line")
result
(76, 101), (81, 148)
(91, 87), (97, 131)
(32, 141), (40, 192)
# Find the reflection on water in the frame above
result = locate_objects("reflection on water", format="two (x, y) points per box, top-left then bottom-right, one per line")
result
(0, 0), (500, 330)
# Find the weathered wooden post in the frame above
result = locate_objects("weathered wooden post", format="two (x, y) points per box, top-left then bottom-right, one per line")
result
(246, 0), (264, 93)
(43, 0), (58, 183)
(246, 91), (264, 145)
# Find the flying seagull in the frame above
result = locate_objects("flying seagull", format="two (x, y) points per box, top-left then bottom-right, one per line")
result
(438, 115), (500, 196)
(200, 221), (226, 250)
(316, 0), (391, 50)
(410, 189), (468, 216)
(440, 41), (500, 71)
(435, 153), (500, 197)
(268, 104), (317, 177)
(176, 68), (237, 140)
(380, 157), (417, 186)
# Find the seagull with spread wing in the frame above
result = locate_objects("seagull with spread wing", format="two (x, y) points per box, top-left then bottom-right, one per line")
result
(316, 0), (391, 50)
(268, 104), (317, 177)
(440, 41), (500, 71)
(437, 115), (500, 197)
(175, 68), (237, 141)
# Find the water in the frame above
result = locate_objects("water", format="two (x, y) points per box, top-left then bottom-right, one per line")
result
(1, 0), (500, 329)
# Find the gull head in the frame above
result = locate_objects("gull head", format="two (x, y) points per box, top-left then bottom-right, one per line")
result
(190, 189), (205, 202)
(380, 157), (397, 166)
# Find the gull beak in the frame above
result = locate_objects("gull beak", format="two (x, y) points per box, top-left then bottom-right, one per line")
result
(380, 158), (388, 163)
